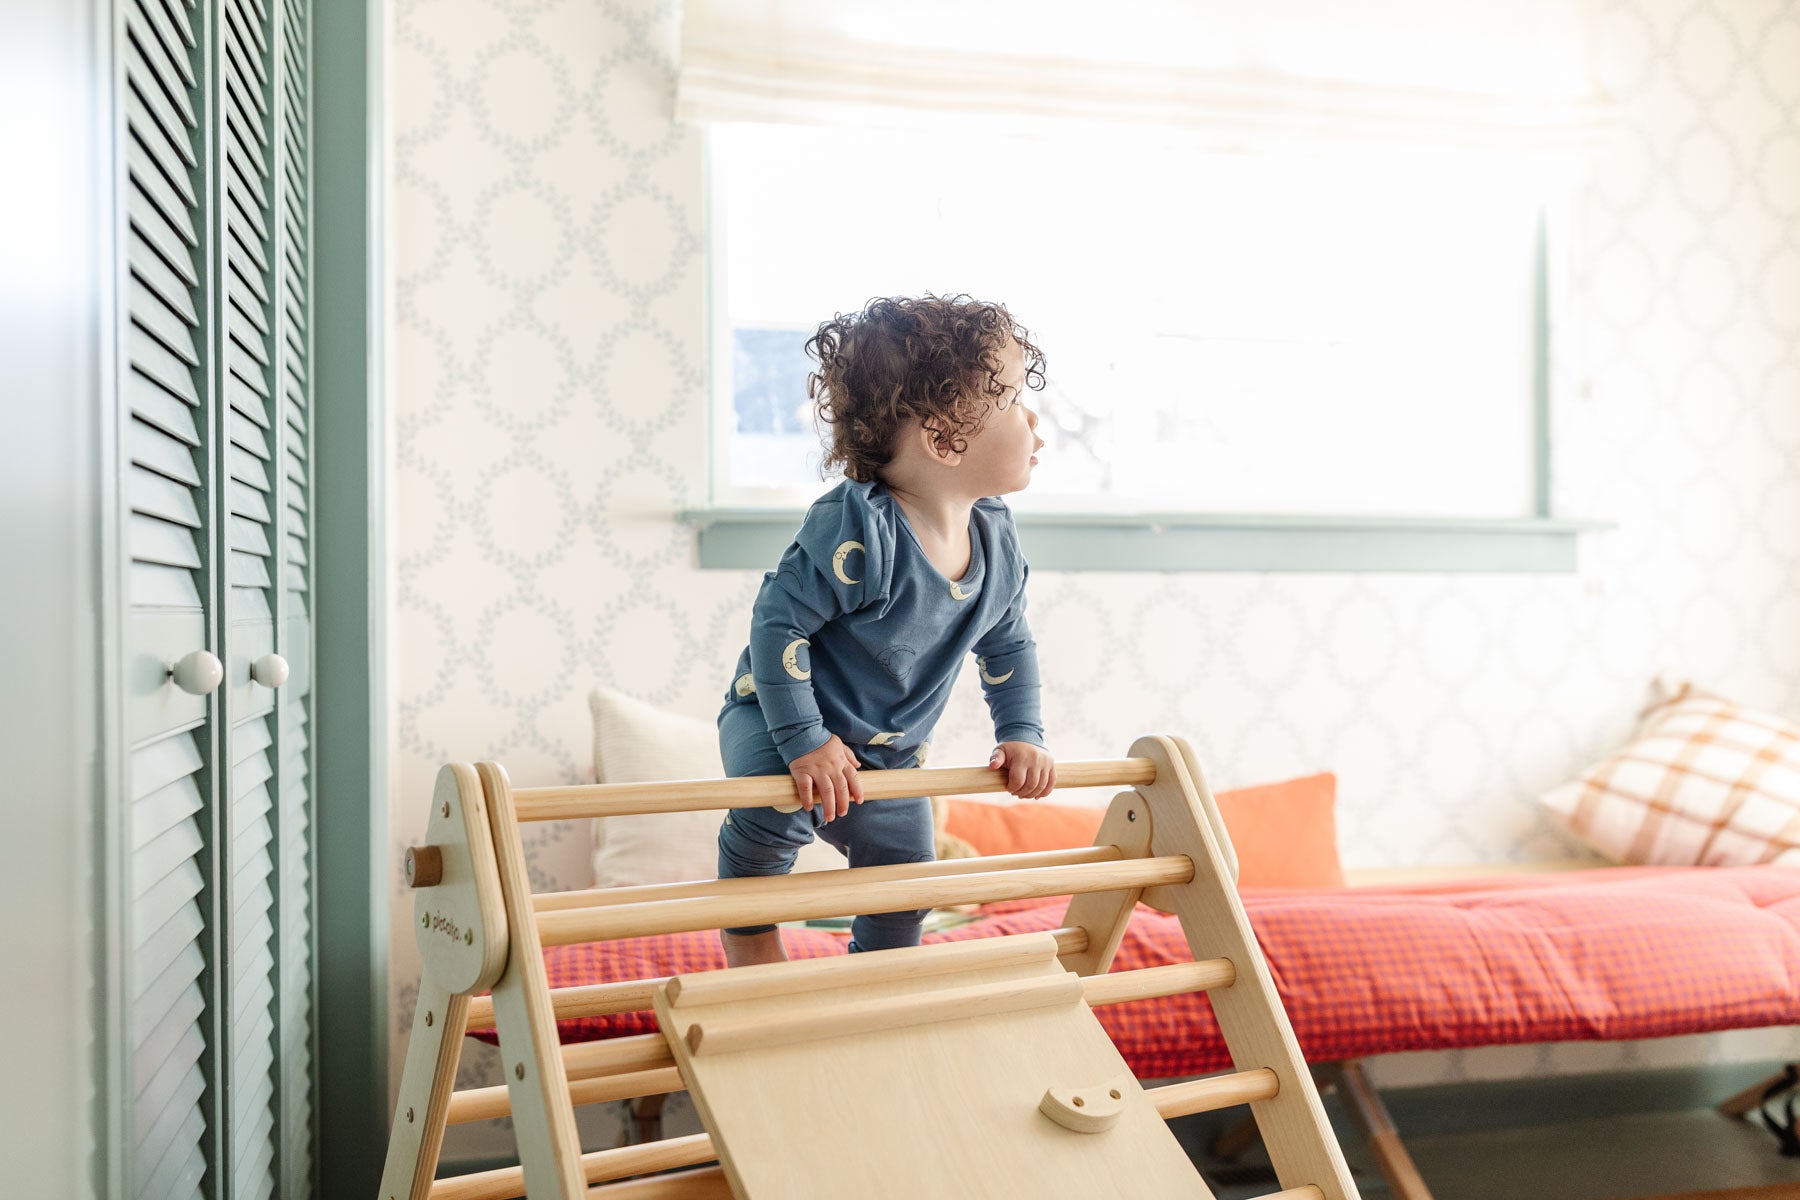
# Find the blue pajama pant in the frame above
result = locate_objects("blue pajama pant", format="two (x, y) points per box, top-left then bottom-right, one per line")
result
(716, 702), (935, 954)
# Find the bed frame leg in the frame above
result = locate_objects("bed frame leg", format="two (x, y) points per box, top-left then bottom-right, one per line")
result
(1207, 1111), (1264, 1162)
(1330, 1059), (1434, 1200)
(629, 1092), (668, 1145)
(1205, 1066), (1339, 1163)
(1719, 1064), (1800, 1119)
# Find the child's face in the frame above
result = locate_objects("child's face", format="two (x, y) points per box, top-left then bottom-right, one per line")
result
(959, 339), (1043, 497)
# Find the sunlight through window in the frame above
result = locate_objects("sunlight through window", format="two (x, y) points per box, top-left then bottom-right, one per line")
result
(710, 122), (1551, 518)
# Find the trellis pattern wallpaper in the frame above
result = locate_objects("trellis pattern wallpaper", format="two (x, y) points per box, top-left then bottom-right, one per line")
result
(390, 0), (1800, 1161)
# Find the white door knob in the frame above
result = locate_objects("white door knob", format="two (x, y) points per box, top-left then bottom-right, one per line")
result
(251, 653), (290, 688)
(169, 650), (224, 696)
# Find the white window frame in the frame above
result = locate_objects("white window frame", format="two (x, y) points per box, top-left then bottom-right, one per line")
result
(682, 0), (1616, 570)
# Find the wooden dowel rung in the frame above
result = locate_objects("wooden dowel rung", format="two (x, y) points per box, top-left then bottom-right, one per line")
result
(440, 1081), (511, 1128)
(462, 930), (1088, 1032)
(1081, 959), (1236, 1007)
(428, 1133), (716, 1200)
(464, 978), (661, 1032)
(535, 846), (1120, 913)
(586, 1164), (733, 1198)
(463, 929), (1092, 1032)
(1150, 1068), (1281, 1119)
(571, 1064), (685, 1109)
(537, 856), (1195, 946)
(668, 929), (1065, 1008)
(1257, 1188), (1326, 1200)
(512, 758), (1157, 821)
(563, 1032), (674, 1079)
(428, 1164), (523, 1200)
(447, 1067), (684, 1125)
(443, 1034), (680, 1128)
(687, 970), (1085, 1057)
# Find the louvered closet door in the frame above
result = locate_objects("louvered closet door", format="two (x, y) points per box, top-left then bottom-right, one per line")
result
(118, 0), (315, 1196)
(272, 0), (317, 1192)
(218, 0), (290, 1196)
(122, 1), (217, 1197)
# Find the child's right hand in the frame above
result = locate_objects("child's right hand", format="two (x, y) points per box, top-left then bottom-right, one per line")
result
(787, 735), (865, 823)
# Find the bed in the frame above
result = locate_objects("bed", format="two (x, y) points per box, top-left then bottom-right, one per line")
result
(476, 862), (1800, 1199)
(509, 681), (1800, 1197)
(532, 864), (1800, 1074)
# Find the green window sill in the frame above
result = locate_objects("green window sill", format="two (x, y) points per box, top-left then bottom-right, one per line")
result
(681, 510), (1613, 573)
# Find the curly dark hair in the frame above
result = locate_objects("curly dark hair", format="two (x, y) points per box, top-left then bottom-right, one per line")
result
(804, 293), (1047, 483)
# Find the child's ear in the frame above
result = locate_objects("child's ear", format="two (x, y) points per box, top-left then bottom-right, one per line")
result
(919, 422), (962, 467)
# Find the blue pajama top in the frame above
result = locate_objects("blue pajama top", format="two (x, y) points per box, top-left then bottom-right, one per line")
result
(722, 478), (1045, 769)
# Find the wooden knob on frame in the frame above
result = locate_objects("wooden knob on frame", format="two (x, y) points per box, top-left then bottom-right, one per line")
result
(407, 845), (444, 888)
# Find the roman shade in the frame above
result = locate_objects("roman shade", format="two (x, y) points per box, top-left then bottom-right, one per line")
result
(676, 0), (1612, 148)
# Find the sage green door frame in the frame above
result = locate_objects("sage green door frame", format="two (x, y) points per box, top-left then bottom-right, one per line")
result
(313, 0), (390, 1196)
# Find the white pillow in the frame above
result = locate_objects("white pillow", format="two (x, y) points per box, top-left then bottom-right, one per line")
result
(589, 687), (843, 889)
(1538, 673), (1800, 867)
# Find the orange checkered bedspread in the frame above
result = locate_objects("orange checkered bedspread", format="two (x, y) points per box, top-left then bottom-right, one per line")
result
(516, 865), (1800, 1077)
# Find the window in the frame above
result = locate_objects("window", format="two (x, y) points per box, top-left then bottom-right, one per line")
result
(708, 121), (1556, 520)
(682, 0), (1610, 569)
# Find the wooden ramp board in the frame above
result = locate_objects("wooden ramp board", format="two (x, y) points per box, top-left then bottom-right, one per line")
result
(654, 935), (1213, 1200)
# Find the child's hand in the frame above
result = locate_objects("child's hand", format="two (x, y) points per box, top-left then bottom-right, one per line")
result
(787, 735), (866, 823)
(990, 742), (1056, 799)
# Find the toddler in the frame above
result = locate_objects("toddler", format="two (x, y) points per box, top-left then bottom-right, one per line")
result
(716, 294), (1057, 967)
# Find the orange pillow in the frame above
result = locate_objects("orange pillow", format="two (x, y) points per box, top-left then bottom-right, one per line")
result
(1211, 772), (1344, 889)
(943, 797), (1106, 857)
(941, 771), (1344, 889)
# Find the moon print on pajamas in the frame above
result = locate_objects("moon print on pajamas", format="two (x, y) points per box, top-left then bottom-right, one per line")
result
(977, 656), (1014, 685)
(720, 478), (1043, 771)
(832, 540), (865, 585)
(875, 644), (917, 684)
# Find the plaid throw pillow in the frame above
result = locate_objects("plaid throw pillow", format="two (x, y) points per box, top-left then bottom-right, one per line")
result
(1539, 674), (1800, 867)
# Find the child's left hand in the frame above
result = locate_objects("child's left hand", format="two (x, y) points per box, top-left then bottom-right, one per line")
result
(990, 742), (1056, 799)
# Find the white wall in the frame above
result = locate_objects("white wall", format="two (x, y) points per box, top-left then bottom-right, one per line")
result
(1, 0), (110, 1193)
(388, 0), (1800, 1159)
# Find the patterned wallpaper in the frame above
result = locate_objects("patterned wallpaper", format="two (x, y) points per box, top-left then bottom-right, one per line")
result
(389, 0), (1800, 1161)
